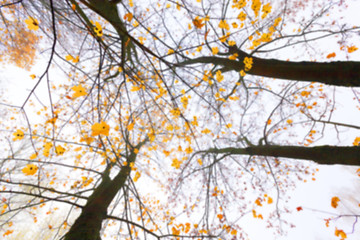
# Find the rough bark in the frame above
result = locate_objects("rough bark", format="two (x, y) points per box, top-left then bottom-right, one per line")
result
(64, 144), (142, 240)
(206, 145), (360, 166)
(178, 49), (360, 87)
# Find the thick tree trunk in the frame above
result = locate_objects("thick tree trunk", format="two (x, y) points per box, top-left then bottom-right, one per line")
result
(64, 146), (140, 240)
(206, 145), (360, 166)
(179, 50), (360, 87)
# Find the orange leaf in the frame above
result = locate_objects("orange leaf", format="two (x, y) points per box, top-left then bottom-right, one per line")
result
(326, 52), (336, 58)
(331, 196), (340, 208)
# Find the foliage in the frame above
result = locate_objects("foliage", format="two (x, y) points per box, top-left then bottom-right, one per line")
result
(0, 0), (359, 239)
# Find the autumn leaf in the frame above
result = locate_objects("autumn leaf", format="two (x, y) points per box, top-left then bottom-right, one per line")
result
(124, 12), (133, 22)
(326, 52), (336, 58)
(93, 21), (103, 37)
(331, 196), (340, 208)
(22, 164), (38, 176)
(353, 137), (360, 146)
(218, 20), (230, 30)
(66, 54), (79, 63)
(335, 228), (347, 239)
(72, 84), (87, 98)
(212, 47), (219, 55)
(13, 129), (24, 141)
(347, 45), (358, 53)
(91, 121), (110, 136)
(193, 16), (205, 29)
(55, 145), (66, 155)
(25, 17), (39, 31)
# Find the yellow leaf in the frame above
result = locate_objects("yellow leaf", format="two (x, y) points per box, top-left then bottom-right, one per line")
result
(25, 17), (39, 31)
(29, 153), (38, 160)
(72, 84), (87, 98)
(212, 47), (219, 55)
(93, 21), (103, 37)
(133, 171), (141, 182)
(22, 164), (38, 176)
(13, 129), (24, 141)
(55, 145), (65, 155)
(127, 122), (135, 131)
(91, 121), (110, 136)
(353, 137), (360, 146)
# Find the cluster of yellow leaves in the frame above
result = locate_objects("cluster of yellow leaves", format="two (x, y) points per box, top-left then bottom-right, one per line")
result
(232, 0), (247, 9)
(71, 84), (87, 98)
(347, 45), (358, 53)
(93, 21), (103, 37)
(261, 3), (271, 19)
(22, 164), (38, 176)
(5, 25), (39, 70)
(80, 134), (95, 145)
(255, 195), (273, 207)
(243, 57), (253, 71)
(170, 108), (181, 117)
(180, 95), (190, 109)
(229, 53), (238, 60)
(43, 143), (64, 157)
(331, 196), (340, 208)
(251, 0), (261, 18)
(81, 176), (93, 187)
(91, 121), (110, 136)
(252, 209), (263, 219)
(43, 142), (53, 157)
(238, 11), (246, 21)
(335, 228), (347, 239)
(171, 158), (184, 169)
(13, 129), (24, 141)
(218, 20), (230, 31)
(215, 70), (224, 82)
(66, 54), (79, 63)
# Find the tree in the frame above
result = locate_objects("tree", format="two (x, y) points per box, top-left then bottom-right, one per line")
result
(0, 0), (359, 239)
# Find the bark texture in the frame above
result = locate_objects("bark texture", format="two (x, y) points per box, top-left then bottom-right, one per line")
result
(207, 145), (360, 166)
(179, 49), (360, 87)
(64, 145), (141, 240)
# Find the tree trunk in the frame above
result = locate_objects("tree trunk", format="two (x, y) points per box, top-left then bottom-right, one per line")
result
(64, 146), (140, 240)
(179, 49), (360, 87)
(206, 145), (360, 166)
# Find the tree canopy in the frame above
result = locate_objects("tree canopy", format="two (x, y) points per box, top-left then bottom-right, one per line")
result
(0, 0), (359, 239)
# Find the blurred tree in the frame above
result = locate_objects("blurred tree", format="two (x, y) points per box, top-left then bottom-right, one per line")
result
(0, 0), (359, 239)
